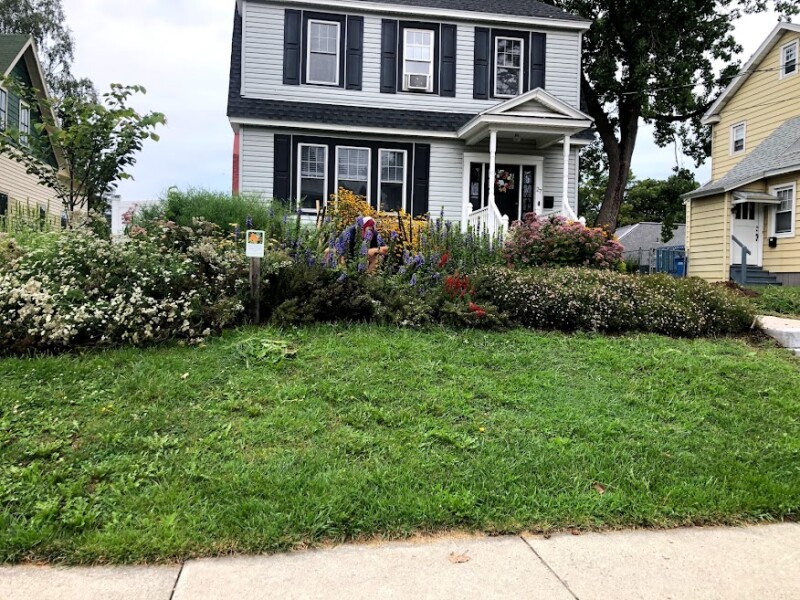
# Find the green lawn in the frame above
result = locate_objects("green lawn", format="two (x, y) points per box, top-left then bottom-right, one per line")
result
(750, 285), (800, 318)
(1, 325), (799, 564)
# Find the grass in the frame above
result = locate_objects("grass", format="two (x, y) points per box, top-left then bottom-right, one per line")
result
(1, 325), (799, 564)
(750, 285), (800, 318)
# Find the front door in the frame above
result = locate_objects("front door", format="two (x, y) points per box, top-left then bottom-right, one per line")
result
(491, 164), (520, 220)
(730, 202), (763, 266)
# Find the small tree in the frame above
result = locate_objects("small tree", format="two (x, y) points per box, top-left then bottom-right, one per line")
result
(0, 82), (165, 220)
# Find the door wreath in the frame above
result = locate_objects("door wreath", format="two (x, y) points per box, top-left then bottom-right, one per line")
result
(495, 169), (515, 193)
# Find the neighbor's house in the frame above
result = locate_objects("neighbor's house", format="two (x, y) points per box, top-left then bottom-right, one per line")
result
(0, 34), (63, 222)
(683, 23), (800, 285)
(616, 222), (686, 270)
(227, 0), (594, 235)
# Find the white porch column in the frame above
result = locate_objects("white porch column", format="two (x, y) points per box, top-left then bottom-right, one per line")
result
(488, 129), (497, 210)
(562, 135), (571, 218)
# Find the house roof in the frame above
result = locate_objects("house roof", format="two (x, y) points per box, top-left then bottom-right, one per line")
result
(347, 0), (590, 23)
(227, 8), (596, 140)
(615, 222), (686, 252)
(0, 34), (32, 76)
(703, 23), (800, 124)
(684, 116), (800, 200)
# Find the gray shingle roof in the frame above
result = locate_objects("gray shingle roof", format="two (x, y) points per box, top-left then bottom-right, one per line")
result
(685, 116), (800, 200)
(0, 34), (29, 74)
(350, 0), (589, 22)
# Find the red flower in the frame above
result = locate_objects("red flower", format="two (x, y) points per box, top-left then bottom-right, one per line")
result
(438, 252), (450, 268)
(444, 274), (471, 300)
(468, 302), (487, 318)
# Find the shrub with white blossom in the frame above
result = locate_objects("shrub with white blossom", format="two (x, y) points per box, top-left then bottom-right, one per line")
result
(0, 219), (249, 354)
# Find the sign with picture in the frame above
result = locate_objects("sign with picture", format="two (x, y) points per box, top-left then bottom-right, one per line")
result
(245, 230), (265, 258)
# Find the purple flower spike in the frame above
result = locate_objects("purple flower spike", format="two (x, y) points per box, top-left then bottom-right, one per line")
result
(360, 242), (368, 256)
(358, 262), (367, 272)
(410, 274), (417, 286)
(391, 231), (399, 241)
(356, 216), (364, 229)
(337, 272), (348, 282)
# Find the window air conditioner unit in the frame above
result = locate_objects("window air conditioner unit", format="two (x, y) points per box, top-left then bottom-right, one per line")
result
(406, 73), (430, 91)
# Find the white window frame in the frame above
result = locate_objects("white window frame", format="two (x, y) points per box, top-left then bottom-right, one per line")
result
(402, 28), (434, 93)
(335, 146), (371, 203)
(730, 122), (746, 155)
(297, 143), (328, 211)
(493, 36), (525, 98)
(378, 149), (407, 213)
(0, 87), (7, 131)
(770, 182), (796, 238)
(779, 40), (798, 80)
(19, 100), (30, 146)
(306, 19), (340, 86)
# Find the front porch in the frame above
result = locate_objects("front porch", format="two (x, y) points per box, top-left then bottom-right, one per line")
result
(455, 88), (593, 236)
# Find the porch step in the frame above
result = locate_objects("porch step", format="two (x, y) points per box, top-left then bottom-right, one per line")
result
(730, 265), (782, 286)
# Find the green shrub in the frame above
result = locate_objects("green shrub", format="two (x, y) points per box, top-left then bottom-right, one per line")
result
(474, 267), (756, 337)
(753, 286), (800, 317)
(0, 219), (248, 354)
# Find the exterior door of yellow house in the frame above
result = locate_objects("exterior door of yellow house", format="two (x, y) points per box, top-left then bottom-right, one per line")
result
(730, 202), (763, 266)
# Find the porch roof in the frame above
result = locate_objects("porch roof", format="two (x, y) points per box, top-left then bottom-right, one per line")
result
(457, 88), (594, 146)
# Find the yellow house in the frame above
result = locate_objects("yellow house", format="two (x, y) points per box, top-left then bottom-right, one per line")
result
(683, 23), (800, 285)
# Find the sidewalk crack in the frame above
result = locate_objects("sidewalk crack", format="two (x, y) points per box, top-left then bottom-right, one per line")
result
(520, 536), (580, 600)
(168, 562), (185, 600)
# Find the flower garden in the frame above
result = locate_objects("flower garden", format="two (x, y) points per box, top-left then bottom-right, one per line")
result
(0, 189), (756, 354)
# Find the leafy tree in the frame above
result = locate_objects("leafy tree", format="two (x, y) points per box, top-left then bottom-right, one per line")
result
(620, 168), (699, 242)
(546, 0), (798, 231)
(0, 81), (165, 219)
(0, 0), (93, 95)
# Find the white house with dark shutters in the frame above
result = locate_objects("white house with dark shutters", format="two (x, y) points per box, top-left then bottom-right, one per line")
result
(228, 0), (594, 234)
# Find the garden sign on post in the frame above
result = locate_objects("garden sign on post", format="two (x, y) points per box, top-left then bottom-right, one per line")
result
(246, 230), (265, 324)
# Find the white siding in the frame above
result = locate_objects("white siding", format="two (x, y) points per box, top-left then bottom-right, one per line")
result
(242, 1), (582, 112)
(240, 127), (275, 198)
(0, 155), (61, 218)
(428, 139), (465, 221)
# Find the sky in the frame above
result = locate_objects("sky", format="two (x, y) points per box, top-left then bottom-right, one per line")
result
(61, 0), (783, 201)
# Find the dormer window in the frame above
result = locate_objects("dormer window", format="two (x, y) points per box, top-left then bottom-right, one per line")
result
(494, 36), (524, 98)
(780, 40), (798, 79)
(730, 122), (745, 155)
(306, 20), (340, 85)
(402, 29), (434, 93)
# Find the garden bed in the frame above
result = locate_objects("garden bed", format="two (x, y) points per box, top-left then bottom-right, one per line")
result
(1, 325), (798, 564)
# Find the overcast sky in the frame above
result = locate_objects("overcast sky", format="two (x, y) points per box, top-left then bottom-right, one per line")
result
(62, 1), (783, 201)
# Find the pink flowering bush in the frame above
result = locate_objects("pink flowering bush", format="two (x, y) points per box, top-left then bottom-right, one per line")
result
(504, 214), (624, 270)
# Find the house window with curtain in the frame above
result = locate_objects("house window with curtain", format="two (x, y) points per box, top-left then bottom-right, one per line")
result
(19, 101), (30, 146)
(774, 184), (795, 236)
(378, 149), (406, 212)
(730, 122), (745, 154)
(298, 144), (327, 209)
(307, 20), (340, 85)
(402, 29), (434, 92)
(494, 37), (524, 97)
(780, 40), (798, 79)
(336, 147), (370, 199)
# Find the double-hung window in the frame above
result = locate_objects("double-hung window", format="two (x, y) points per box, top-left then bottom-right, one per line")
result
(773, 184), (795, 236)
(730, 122), (745, 154)
(336, 147), (370, 200)
(298, 144), (327, 209)
(19, 101), (30, 146)
(402, 29), (434, 92)
(378, 149), (406, 212)
(307, 20), (340, 85)
(780, 40), (798, 79)
(0, 88), (7, 131)
(494, 36), (524, 97)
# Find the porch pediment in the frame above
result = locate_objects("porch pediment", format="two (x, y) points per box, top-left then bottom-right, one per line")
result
(458, 88), (593, 146)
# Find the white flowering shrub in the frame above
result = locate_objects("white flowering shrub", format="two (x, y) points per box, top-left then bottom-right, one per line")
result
(0, 220), (249, 354)
(474, 267), (756, 337)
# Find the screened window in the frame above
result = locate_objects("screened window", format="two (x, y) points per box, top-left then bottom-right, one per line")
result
(494, 37), (524, 97)
(19, 102), (30, 146)
(336, 147), (370, 199)
(780, 41), (798, 79)
(0, 88), (7, 131)
(774, 185), (795, 235)
(402, 29), (433, 92)
(307, 20), (340, 85)
(379, 150), (406, 212)
(730, 122), (745, 154)
(298, 144), (327, 209)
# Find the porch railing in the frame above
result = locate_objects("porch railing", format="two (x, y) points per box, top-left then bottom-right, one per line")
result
(731, 235), (751, 284)
(466, 202), (509, 240)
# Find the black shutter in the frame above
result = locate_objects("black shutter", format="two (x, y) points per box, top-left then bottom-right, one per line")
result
(440, 24), (457, 97)
(531, 32), (546, 90)
(412, 144), (430, 217)
(473, 27), (490, 99)
(380, 19), (398, 94)
(283, 9), (302, 85)
(345, 16), (364, 90)
(274, 134), (292, 200)
(0, 192), (7, 216)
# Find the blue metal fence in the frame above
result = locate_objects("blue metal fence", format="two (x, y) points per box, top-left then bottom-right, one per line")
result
(654, 245), (687, 277)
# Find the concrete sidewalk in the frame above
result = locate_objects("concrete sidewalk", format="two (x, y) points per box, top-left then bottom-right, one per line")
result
(760, 315), (800, 356)
(2, 523), (799, 600)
